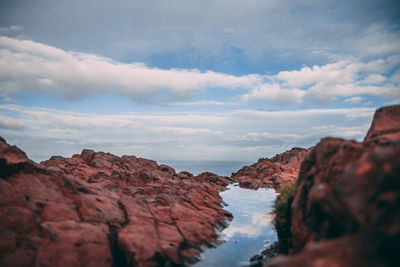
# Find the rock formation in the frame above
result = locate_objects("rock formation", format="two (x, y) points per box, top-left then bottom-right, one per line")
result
(267, 105), (400, 267)
(3, 103), (398, 267)
(232, 147), (310, 189)
(0, 138), (232, 267)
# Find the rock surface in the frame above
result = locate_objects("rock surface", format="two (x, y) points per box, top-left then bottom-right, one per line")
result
(267, 105), (400, 267)
(0, 139), (232, 267)
(365, 105), (400, 141)
(232, 147), (310, 190)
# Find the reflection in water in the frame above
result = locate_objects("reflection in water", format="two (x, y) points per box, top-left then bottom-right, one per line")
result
(194, 184), (277, 266)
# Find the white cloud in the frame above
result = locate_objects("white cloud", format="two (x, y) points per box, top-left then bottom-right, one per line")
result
(1, 36), (399, 106)
(243, 58), (400, 104)
(276, 61), (355, 87)
(149, 126), (222, 135)
(275, 58), (397, 91)
(223, 224), (264, 238)
(251, 212), (274, 226)
(242, 83), (306, 105)
(169, 100), (240, 106)
(360, 74), (386, 85)
(0, 36), (261, 102)
(344, 97), (364, 104)
(305, 83), (399, 104)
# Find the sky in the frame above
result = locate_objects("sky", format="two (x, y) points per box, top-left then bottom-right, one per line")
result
(0, 0), (399, 175)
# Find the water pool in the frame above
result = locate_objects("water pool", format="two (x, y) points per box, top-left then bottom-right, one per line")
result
(194, 183), (278, 266)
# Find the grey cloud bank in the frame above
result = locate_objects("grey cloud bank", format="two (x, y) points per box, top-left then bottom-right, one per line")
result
(1, 0), (399, 72)
(0, 104), (374, 165)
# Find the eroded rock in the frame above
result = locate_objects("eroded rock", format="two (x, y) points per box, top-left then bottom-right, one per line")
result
(232, 147), (310, 190)
(0, 138), (232, 267)
(268, 105), (400, 266)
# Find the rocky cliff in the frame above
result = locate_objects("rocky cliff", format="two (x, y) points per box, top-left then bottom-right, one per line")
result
(267, 105), (400, 267)
(0, 138), (233, 267)
(232, 147), (310, 189)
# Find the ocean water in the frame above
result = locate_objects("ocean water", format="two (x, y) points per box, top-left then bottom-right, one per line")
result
(194, 184), (278, 267)
(160, 160), (252, 177)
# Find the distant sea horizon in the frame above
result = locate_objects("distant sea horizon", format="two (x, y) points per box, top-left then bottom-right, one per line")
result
(159, 160), (253, 177)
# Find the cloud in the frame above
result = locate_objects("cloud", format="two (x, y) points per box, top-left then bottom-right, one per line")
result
(0, 104), (375, 165)
(223, 224), (265, 239)
(1, 0), (399, 76)
(242, 83), (306, 105)
(149, 126), (222, 135)
(0, 36), (399, 106)
(251, 212), (274, 227)
(276, 58), (398, 91)
(0, 25), (22, 35)
(344, 97), (364, 104)
(169, 100), (240, 106)
(305, 83), (397, 104)
(360, 74), (387, 85)
(0, 36), (261, 102)
(0, 105), (137, 129)
(276, 61), (356, 87)
(0, 114), (26, 130)
(243, 58), (400, 104)
(221, 185), (276, 238)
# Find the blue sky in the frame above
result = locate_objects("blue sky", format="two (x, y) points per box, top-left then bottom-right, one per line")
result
(0, 0), (399, 174)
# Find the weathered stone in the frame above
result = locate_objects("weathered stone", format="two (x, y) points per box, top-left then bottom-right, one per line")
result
(232, 147), (310, 189)
(268, 105), (400, 267)
(0, 137), (231, 266)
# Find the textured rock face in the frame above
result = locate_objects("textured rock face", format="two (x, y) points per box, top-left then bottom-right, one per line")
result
(365, 105), (400, 141)
(267, 105), (400, 267)
(232, 147), (310, 190)
(0, 140), (232, 267)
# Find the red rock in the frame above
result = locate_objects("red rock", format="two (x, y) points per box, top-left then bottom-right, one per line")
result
(36, 221), (112, 267)
(195, 171), (232, 187)
(232, 147), (310, 189)
(0, 138), (232, 266)
(266, 236), (383, 267)
(177, 171), (193, 180)
(118, 222), (161, 266)
(238, 176), (262, 189)
(156, 222), (184, 263)
(364, 105), (400, 141)
(267, 105), (400, 267)
(0, 137), (29, 165)
(158, 164), (176, 175)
